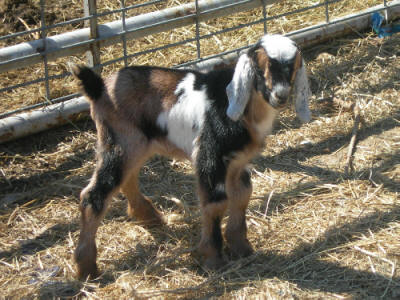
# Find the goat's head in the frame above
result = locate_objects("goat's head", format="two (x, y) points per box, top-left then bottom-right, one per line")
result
(226, 34), (311, 123)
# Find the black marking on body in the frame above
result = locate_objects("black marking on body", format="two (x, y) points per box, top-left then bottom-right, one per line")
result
(240, 169), (252, 189)
(81, 125), (123, 214)
(193, 69), (252, 204)
(139, 115), (168, 140)
(175, 88), (185, 99)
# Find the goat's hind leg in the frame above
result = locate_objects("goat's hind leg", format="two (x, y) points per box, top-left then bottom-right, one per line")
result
(122, 170), (164, 226)
(75, 143), (124, 280)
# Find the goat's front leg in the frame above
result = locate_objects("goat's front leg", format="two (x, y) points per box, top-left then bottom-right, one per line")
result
(75, 145), (124, 280)
(196, 161), (228, 270)
(225, 168), (254, 258)
(198, 200), (227, 270)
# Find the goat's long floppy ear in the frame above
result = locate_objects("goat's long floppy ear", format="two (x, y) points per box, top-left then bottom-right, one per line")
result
(226, 53), (255, 121)
(293, 55), (312, 123)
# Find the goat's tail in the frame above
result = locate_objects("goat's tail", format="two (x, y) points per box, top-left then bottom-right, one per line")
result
(69, 63), (104, 102)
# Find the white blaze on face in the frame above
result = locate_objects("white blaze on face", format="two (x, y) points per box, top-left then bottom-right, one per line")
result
(260, 34), (298, 61)
(157, 73), (210, 155)
(261, 34), (312, 123)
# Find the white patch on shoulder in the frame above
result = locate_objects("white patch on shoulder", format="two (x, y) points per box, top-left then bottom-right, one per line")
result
(157, 73), (210, 156)
(260, 34), (297, 61)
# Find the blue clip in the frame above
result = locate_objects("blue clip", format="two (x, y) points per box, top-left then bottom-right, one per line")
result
(371, 12), (400, 38)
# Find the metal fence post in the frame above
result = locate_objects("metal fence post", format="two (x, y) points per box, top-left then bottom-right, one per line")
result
(84, 0), (101, 72)
(262, 0), (268, 33)
(39, 0), (51, 102)
(195, 0), (201, 60)
(325, 0), (330, 23)
(120, 0), (128, 67)
(383, 0), (389, 20)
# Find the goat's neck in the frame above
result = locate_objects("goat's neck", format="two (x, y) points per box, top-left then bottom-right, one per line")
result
(244, 91), (278, 143)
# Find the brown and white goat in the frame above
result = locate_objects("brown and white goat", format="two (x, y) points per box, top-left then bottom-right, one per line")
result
(71, 34), (311, 280)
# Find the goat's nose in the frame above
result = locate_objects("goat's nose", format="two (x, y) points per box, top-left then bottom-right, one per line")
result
(275, 85), (290, 100)
(276, 95), (287, 105)
(273, 85), (290, 106)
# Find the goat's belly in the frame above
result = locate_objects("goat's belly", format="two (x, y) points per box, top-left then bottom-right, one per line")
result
(156, 73), (210, 157)
(166, 122), (199, 156)
(156, 110), (204, 156)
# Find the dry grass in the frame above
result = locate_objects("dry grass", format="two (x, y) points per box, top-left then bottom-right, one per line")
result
(1, 0), (400, 299)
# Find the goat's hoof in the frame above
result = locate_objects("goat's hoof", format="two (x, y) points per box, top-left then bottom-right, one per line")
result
(76, 264), (100, 281)
(75, 247), (100, 281)
(127, 206), (165, 227)
(227, 240), (254, 259)
(203, 256), (226, 271)
(131, 212), (165, 227)
(142, 216), (165, 227)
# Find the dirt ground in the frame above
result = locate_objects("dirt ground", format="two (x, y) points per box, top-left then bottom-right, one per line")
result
(1, 0), (399, 299)
(0, 31), (399, 299)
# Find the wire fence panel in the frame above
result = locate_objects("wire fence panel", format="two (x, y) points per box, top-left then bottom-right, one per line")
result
(0, 0), (399, 126)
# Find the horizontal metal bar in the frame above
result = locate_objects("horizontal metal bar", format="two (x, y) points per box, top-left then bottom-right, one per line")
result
(0, 70), (71, 94)
(0, 0), (166, 42)
(1, 0), (399, 118)
(0, 0), (340, 43)
(79, 0), (400, 70)
(187, 0), (344, 44)
(42, 0), (399, 74)
(0, 0), (279, 73)
(287, 2), (400, 45)
(2, 0), (399, 99)
(180, 0), (400, 68)
(0, 93), (80, 119)
(0, 0), (347, 94)
(2, 0), (400, 143)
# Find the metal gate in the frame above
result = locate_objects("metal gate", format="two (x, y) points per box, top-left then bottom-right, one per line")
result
(0, 0), (399, 142)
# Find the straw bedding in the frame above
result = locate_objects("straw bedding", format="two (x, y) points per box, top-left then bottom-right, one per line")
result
(0, 0), (399, 299)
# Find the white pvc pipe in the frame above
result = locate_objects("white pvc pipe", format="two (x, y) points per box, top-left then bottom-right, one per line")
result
(0, 97), (89, 143)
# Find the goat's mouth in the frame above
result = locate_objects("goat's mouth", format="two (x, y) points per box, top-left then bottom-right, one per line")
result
(269, 94), (289, 109)
(268, 85), (291, 109)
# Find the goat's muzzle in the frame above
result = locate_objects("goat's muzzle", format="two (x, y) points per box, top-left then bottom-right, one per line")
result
(269, 83), (291, 109)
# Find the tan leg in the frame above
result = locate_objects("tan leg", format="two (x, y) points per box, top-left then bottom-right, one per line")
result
(225, 169), (254, 258)
(198, 201), (228, 269)
(74, 198), (110, 280)
(75, 142), (124, 280)
(75, 184), (119, 280)
(122, 171), (164, 226)
(196, 179), (228, 269)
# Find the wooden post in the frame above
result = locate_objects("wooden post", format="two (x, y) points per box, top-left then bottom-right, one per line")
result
(84, 0), (101, 72)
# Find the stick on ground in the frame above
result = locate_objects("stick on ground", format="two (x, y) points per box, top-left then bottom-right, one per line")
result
(344, 102), (361, 175)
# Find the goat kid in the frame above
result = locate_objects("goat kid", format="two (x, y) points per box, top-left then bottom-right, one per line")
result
(71, 34), (312, 280)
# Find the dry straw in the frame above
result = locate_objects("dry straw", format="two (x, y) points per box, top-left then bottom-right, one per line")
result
(1, 0), (399, 299)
